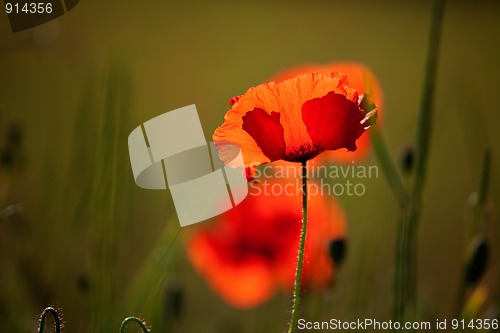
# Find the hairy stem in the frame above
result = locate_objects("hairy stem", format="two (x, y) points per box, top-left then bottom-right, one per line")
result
(288, 160), (308, 333)
(39, 307), (61, 333)
(119, 317), (150, 333)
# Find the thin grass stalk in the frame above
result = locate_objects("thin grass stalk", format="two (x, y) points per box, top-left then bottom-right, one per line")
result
(394, 0), (446, 327)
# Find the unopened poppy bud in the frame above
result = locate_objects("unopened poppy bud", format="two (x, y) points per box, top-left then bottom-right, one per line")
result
(0, 148), (14, 168)
(400, 145), (414, 174)
(328, 238), (347, 266)
(0, 146), (24, 169)
(6, 122), (23, 146)
(164, 281), (183, 321)
(465, 235), (489, 285)
(77, 273), (89, 293)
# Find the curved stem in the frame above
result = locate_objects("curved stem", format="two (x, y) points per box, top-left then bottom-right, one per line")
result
(119, 317), (150, 333)
(39, 307), (61, 333)
(288, 160), (308, 333)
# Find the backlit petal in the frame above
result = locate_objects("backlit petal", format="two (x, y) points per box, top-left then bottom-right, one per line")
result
(213, 73), (360, 165)
(242, 108), (286, 161)
(302, 91), (365, 153)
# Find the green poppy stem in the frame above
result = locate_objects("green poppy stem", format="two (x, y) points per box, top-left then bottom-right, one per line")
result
(288, 160), (308, 333)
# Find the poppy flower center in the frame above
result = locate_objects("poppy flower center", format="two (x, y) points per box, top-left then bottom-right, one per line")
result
(214, 210), (301, 266)
(285, 142), (320, 162)
(242, 108), (320, 162)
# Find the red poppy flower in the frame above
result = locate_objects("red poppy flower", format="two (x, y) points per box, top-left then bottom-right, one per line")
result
(213, 73), (376, 169)
(185, 178), (346, 309)
(268, 62), (383, 163)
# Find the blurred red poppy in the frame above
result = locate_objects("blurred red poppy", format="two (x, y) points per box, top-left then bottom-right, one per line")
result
(213, 73), (376, 169)
(269, 62), (383, 163)
(185, 178), (346, 309)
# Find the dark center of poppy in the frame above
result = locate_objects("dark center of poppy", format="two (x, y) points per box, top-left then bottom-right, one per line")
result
(217, 210), (300, 266)
(284, 142), (320, 162)
(242, 108), (322, 163)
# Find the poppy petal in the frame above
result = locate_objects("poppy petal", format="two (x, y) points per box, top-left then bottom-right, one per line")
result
(187, 234), (275, 308)
(269, 62), (384, 163)
(242, 108), (286, 161)
(213, 73), (360, 166)
(302, 91), (366, 152)
(228, 96), (241, 106)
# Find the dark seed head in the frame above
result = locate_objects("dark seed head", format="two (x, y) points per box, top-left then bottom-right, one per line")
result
(6, 122), (23, 146)
(77, 274), (90, 293)
(165, 281), (183, 321)
(328, 238), (347, 266)
(465, 236), (489, 285)
(0, 148), (14, 168)
(400, 145), (414, 174)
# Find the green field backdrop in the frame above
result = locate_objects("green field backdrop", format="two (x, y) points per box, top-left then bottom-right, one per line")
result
(1, 1), (499, 332)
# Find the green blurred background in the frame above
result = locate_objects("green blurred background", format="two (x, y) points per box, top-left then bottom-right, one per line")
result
(1, 0), (499, 332)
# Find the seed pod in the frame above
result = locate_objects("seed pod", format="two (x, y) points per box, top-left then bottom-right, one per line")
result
(6, 122), (23, 146)
(0, 148), (14, 168)
(77, 273), (89, 293)
(400, 145), (414, 174)
(165, 281), (183, 321)
(328, 238), (347, 266)
(465, 235), (489, 285)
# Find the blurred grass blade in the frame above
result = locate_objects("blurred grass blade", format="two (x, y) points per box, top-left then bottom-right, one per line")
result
(87, 59), (133, 332)
(394, 0), (446, 326)
(456, 148), (492, 318)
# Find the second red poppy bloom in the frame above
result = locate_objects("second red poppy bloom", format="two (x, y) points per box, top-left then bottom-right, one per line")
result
(186, 180), (346, 309)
